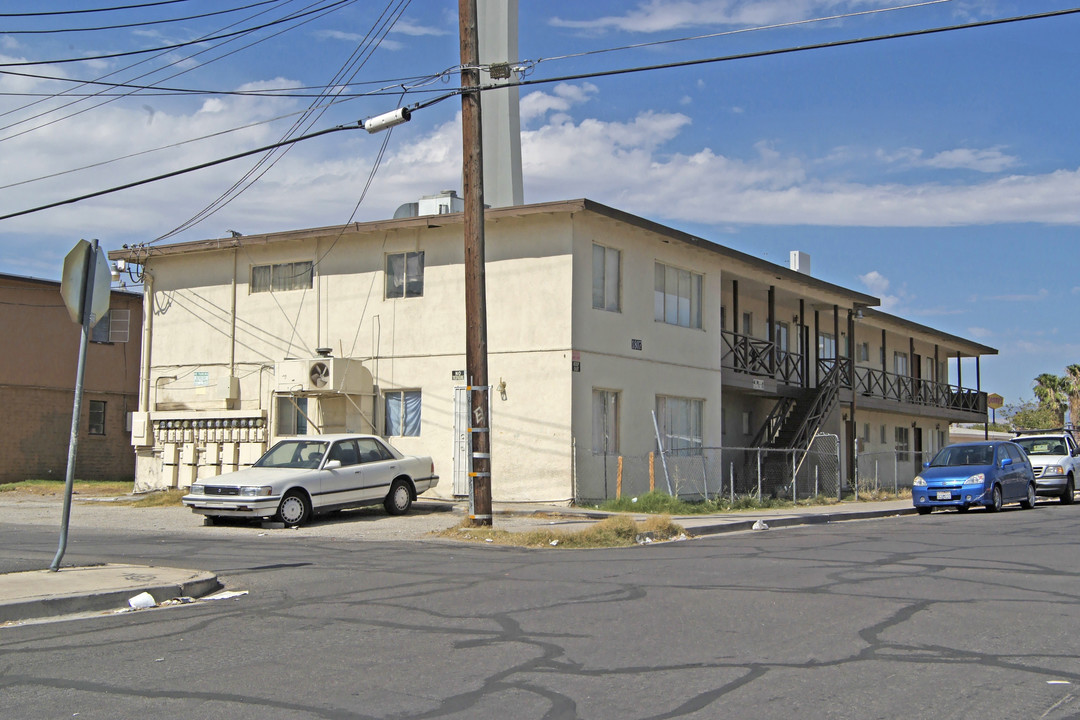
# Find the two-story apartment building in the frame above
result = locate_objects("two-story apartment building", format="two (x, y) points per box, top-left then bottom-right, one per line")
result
(110, 197), (994, 502)
(0, 273), (143, 483)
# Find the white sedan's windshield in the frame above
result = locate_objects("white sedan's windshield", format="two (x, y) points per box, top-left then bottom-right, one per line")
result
(255, 440), (328, 469)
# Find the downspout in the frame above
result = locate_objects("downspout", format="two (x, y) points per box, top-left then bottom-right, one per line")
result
(977, 355), (985, 439)
(139, 270), (154, 413)
(230, 250), (237, 377)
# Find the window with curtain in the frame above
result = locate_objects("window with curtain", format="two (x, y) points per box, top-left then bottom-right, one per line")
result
(251, 261), (313, 293)
(654, 262), (702, 329)
(818, 332), (836, 360)
(656, 395), (703, 455)
(386, 251), (425, 299)
(592, 244), (621, 312)
(591, 389), (619, 454)
(385, 390), (422, 436)
(894, 351), (909, 376)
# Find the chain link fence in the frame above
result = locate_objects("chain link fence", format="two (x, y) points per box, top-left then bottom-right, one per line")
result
(855, 449), (932, 494)
(577, 434), (843, 503)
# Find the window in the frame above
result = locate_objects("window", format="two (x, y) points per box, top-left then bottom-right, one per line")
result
(327, 440), (360, 467)
(818, 332), (836, 360)
(654, 262), (703, 329)
(857, 342), (870, 362)
(774, 321), (790, 351)
(657, 396), (703, 454)
(742, 410), (753, 435)
(592, 244), (620, 312)
(277, 396), (308, 436)
(880, 425), (887, 444)
(251, 261), (313, 293)
(90, 309), (130, 343)
(895, 426), (910, 462)
(742, 312), (753, 336)
(386, 251), (425, 299)
(357, 436), (394, 462)
(862, 423), (870, 441)
(894, 351), (909, 376)
(88, 400), (105, 435)
(591, 390), (619, 454)
(385, 390), (421, 436)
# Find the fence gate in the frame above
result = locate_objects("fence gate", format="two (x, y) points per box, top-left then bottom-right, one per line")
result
(804, 432), (841, 498)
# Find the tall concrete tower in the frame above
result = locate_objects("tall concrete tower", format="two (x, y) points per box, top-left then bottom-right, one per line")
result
(477, 0), (524, 208)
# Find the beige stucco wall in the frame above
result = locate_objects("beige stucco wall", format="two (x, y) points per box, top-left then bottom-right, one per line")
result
(137, 214), (576, 501)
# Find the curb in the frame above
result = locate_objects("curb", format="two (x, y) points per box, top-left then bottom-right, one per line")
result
(686, 506), (917, 537)
(0, 571), (221, 624)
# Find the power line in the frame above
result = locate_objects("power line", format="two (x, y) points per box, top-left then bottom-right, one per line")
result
(152, 0), (413, 242)
(2, 1), (281, 34)
(0, 124), (362, 222)
(495, 7), (1080, 96)
(0, 0), (361, 142)
(0, 1), (194, 17)
(538, 0), (955, 65)
(0, 0), (352, 66)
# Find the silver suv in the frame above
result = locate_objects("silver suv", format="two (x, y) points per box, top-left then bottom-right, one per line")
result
(1012, 429), (1080, 504)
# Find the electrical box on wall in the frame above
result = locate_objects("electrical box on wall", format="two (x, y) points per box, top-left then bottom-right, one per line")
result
(130, 411), (151, 447)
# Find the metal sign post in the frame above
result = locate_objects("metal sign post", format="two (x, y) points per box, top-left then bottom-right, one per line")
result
(51, 239), (110, 572)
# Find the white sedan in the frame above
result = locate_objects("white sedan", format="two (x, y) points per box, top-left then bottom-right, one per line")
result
(182, 434), (439, 527)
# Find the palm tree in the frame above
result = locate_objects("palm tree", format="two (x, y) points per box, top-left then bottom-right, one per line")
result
(1065, 364), (1080, 427)
(1033, 373), (1069, 425)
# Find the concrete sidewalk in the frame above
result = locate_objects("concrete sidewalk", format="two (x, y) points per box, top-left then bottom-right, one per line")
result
(0, 499), (914, 626)
(0, 563), (221, 625)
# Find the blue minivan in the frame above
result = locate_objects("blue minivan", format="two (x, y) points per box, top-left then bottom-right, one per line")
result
(912, 441), (1037, 514)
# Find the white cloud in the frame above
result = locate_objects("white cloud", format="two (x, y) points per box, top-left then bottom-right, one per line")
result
(858, 270), (889, 295)
(551, 0), (903, 33)
(520, 83), (599, 123)
(967, 327), (993, 339)
(922, 147), (1018, 173)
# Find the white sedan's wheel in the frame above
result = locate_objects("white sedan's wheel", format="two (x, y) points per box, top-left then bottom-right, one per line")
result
(384, 480), (412, 515)
(277, 491), (310, 527)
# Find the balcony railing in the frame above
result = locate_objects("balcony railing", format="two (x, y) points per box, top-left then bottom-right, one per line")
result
(721, 330), (804, 386)
(817, 359), (986, 414)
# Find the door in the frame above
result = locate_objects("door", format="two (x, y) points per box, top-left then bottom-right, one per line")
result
(320, 439), (364, 508)
(912, 353), (922, 402)
(356, 436), (399, 500)
(913, 428), (924, 471)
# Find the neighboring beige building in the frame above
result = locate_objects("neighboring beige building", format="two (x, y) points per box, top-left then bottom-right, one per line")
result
(110, 198), (995, 501)
(0, 273), (143, 483)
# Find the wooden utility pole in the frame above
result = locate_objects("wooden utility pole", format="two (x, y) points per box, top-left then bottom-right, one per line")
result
(459, 0), (492, 526)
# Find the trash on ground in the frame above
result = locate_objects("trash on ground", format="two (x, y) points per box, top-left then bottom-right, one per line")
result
(128, 592), (156, 609)
(752, 519), (769, 531)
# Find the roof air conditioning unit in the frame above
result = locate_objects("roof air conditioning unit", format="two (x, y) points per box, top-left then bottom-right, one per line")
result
(275, 358), (373, 394)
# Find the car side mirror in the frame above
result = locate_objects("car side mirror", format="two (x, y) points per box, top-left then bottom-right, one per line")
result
(923, 461), (930, 468)
(1001, 457), (1012, 467)
(324, 459), (342, 469)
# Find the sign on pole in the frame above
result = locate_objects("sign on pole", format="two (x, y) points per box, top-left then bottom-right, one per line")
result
(60, 238), (111, 328)
(52, 239), (110, 572)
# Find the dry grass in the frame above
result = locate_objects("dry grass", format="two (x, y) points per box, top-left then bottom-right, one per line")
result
(114, 489), (186, 507)
(436, 514), (687, 548)
(0, 479), (132, 497)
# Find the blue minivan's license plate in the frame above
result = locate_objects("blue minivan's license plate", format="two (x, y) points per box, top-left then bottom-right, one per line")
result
(936, 491), (951, 500)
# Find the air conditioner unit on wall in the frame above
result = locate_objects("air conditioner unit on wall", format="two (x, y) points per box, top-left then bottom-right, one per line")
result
(274, 358), (372, 394)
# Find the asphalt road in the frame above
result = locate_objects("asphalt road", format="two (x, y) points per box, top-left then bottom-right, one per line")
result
(3, 501), (1080, 719)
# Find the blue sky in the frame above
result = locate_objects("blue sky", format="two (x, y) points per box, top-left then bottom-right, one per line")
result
(1, 0), (1078, 406)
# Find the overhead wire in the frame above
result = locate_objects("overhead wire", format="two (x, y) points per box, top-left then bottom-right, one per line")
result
(4, 5), (1077, 227)
(0, 1), (194, 17)
(0, 0), (360, 142)
(1, 1), (281, 34)
(0, 0), (354, 66)
(151, 0), (414, 243)
(0, 123), (362, 222)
